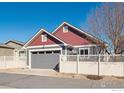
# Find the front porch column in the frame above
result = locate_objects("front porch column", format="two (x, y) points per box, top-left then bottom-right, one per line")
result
(65, 47), (67, 55)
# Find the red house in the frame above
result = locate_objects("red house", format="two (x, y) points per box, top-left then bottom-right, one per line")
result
(23, 22), (107, 69)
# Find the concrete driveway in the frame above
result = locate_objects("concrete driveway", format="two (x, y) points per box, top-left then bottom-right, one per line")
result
(0, 72), (124, 88)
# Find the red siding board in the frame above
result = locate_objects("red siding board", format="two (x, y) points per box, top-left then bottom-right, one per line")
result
(53, 25), (92, 46)
(28, 32), (62, 46)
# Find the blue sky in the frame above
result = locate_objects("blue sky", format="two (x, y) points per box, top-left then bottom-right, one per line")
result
(0, 2), (101, 43)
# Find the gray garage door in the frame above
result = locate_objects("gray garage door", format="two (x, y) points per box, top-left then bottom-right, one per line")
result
(31, 50), (60, 69)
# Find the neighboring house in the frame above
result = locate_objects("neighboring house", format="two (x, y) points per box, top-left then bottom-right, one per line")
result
(5, 40), (26, 56)
(0, 40), (25, 56)
(5, 40), (24, 49)
(23, 22), (107, 69)
(0, 44), (14, 56)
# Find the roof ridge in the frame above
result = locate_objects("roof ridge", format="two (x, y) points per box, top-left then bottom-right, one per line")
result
(5, 40), (25, 45)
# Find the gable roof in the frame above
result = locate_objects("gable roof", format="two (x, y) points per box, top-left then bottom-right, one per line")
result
(5, 40), (25, 46)
(0, 43), (14, 49)
(52, 22), (108, 47)
(23, 29), (68, 48)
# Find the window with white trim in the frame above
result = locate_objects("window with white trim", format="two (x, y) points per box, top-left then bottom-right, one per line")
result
(41, 34), (47, 42)
(79, 48), (89, 55)
(63, 26), (68, 33)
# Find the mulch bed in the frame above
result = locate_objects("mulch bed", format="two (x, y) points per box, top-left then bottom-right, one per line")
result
(86, 75), (103, 80)
(115, 76), (124, 79)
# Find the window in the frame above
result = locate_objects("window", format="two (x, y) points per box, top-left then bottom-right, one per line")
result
(53, 50), (60, 54)
(93, 47), (97, 54)
(46, 51), (52, 54)
(41, 34), (47, 42)
(19, 51), (26, 56)
(32, 52), (38, 54)
(39, 51), (44, 54)
(63, 26), (68, 33)
(80, 48), (89, 55)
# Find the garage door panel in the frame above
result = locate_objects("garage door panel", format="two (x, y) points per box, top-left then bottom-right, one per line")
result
(31, 53), (59, 69)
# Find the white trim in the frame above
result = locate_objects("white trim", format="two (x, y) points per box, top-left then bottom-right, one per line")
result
(29, 48), (62, 52)
(23, 29), (67, 48)
(73, 44), (97, 48)
(28, 48), (62, 69)
(52, 22), (107, 46)
(79, 47), (90, 55)
(65, 47), (67, 55)
(23, 29), (43, 48)
(28, 51), (31, 69)
(26, 44), (65, 49)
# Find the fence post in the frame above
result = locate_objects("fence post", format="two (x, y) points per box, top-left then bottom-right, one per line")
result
(98, 54), (100, 76)
(77, 55), (79, 74)
(3, 56), (6, 68)
(15, 55), (17, 67)
(28, 51), (31, 69)
(123, 62), (124, 76)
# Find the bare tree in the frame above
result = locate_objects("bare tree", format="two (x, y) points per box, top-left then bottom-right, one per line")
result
(88, 3), (124, 54)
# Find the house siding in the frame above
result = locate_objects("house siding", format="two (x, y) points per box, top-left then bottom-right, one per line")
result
(5, 41), (26, 57)
(6, 42), (22, 49)
(29, 32), (63, 46)
(0, 48), (14, 56)
(53, 25), (92, 46)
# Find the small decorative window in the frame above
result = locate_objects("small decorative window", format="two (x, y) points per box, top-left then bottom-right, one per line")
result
(41, 34), (47, 42)
(80, 48), (89, 55)
(63, 26), (68, 33)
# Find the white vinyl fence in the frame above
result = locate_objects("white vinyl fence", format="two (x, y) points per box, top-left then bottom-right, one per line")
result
(60, 55), (124, 76)
(0, 56), (27, 69)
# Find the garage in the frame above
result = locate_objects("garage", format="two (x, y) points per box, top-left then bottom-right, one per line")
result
(31, 50), (61, 69)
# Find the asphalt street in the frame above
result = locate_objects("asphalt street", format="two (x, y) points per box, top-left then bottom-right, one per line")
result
(0, 73), (123, 88)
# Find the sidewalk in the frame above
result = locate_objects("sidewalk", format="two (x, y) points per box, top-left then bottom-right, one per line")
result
(0, 68), (87, 80)
(0, 86), (15, 89)
(0, 68), (123, 82)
